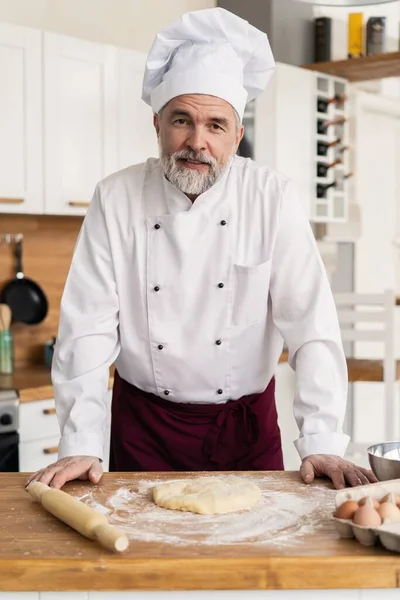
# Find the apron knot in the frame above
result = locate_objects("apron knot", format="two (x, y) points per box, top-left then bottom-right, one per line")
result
(203, 398), (260, 467)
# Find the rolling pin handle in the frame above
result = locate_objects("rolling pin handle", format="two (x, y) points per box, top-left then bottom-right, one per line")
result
(93, 522), (129, 553)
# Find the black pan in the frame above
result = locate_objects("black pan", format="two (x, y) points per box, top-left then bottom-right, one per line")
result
(0, 237), (48, 325)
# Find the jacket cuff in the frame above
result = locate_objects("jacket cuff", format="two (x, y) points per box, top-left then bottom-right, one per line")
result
(57, 433), (105, 462)
(294, 432), (350, 460)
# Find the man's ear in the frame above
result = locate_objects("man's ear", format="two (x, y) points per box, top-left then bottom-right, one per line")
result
(153, 113), (160, 137)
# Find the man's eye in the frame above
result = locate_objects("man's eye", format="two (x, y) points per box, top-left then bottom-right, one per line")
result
(211, 124), (223, 131)
(174, 119), (187, 125)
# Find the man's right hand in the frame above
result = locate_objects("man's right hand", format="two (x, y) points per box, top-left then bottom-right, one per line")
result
(24, 456), (103, 490)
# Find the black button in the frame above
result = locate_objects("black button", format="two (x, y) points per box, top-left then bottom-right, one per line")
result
(158, 344), (164, 350)
(220, 220), (227, 226)
(164, 390), (170, 396)
(154, 286), (160, 292)
(154, 223), (161, 230)
(217, 389), (223, 395)
(215, 339), (222, 345)
(218, 282), (224, 288)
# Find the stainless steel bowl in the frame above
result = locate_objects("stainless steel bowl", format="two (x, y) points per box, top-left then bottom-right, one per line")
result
(368, 442), (400, 481)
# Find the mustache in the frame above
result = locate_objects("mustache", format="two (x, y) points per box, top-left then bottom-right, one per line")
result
(172, 149), (216, 166)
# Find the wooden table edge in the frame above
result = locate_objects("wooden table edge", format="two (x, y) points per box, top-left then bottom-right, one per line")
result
(1, 555), (399, 591)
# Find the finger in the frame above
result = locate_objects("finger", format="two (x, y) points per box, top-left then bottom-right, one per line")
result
(88, 461), (103, 484)
(36, 466), (65, 487)
(358, 467), (378, 484)
(330, 468), (346, 490)
(300, 459), (315, 484)
(50, 462), (93, 489)
(344, 470), (363, 487)
(354, 471), (370, 486)
(25, 470), (44, 488)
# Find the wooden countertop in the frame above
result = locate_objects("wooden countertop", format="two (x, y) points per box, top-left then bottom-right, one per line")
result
(0, 365), (114, 402)
(1, 471), (399, 592)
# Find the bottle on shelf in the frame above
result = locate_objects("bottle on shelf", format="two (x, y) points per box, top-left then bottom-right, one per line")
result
(317, 93), (347, 114)
(317, 116), (346, 135)
(316, 172), (353, 199)
(317, 138), (342, 157)
(317, 158), (342, 178)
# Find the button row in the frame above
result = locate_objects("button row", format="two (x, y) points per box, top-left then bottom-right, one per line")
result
(154, 283), (225, 291)
(157, 340), (222, 350)
(163, 389), (224, 396)
(154, 220), (227, 230)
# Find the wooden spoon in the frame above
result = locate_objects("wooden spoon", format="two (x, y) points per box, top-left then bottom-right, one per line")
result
(0, 304), (12, 331)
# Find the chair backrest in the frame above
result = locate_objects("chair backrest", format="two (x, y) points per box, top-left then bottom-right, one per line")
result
(333, 289), (396, 379)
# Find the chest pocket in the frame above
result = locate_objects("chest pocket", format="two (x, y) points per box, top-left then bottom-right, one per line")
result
(231, 260), (272, 327)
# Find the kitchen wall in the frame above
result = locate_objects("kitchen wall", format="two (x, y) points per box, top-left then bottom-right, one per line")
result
(0, 215), (82, 368)
(0, 0), (216, 52)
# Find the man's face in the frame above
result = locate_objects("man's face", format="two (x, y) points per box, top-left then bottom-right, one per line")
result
(154, 94), (244, 198)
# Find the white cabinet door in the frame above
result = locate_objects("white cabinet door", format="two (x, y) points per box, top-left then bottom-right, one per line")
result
(19, 436), (60, 472)
(44, 33), (118, 216)
(117, 49), (158, 170)
(0, 23), (43, 214)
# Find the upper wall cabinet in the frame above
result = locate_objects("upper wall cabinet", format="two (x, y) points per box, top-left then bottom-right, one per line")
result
(0, 23), (43, 214)
(43, 33), (119, 216)
(118, 49), (158, 170)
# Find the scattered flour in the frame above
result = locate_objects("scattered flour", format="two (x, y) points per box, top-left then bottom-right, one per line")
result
(76, 475), (335, 547)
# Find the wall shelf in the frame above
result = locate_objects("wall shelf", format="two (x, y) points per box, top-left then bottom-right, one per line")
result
(302, 52), (400, 83)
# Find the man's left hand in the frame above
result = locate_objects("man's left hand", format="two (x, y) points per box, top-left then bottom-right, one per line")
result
(300, 454), (378, 490)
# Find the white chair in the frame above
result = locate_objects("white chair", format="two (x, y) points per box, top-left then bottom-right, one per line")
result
(333, 289), (400, 456)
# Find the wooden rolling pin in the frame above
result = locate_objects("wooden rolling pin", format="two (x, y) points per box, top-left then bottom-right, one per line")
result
(26, 481), (129, 553)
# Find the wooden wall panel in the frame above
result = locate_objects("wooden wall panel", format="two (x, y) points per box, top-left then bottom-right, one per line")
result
(0, 215), (83, 367)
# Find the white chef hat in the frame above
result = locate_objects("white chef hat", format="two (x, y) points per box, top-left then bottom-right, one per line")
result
(142, 7), (275, 121)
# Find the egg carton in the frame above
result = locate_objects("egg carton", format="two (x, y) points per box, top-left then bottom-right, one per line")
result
(332, 478), (400, 551)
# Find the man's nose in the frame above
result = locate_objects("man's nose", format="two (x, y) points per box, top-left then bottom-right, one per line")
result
(186, 127), (207, 153)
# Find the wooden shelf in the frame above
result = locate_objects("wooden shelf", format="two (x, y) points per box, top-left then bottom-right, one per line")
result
(302, 52), (400, 83)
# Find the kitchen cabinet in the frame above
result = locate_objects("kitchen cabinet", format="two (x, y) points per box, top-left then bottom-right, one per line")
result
(0, 23), (43, 214)
(43, 33), (119, 216)
(18, 391), (113, 473)
(254, 62), (350, 223)
(117, 49), (158, 169)
(348, 91), (400, 450)
(0, 27), (154, 217)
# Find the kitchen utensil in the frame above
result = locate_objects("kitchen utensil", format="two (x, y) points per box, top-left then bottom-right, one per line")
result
(368, 442), (400, 481)
(26, 481), (129, 553)
(0, 304), (11, 331)
(0, 237), (48, 325)
(0, 304), (13, 374)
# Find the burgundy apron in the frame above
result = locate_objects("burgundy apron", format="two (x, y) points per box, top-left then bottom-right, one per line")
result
(109, 371), (284, 472)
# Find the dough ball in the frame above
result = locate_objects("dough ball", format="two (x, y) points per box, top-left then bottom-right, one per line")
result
(152, 476), (262, 515)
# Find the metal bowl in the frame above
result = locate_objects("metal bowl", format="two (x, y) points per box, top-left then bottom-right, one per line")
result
(368, 442), (400, 481)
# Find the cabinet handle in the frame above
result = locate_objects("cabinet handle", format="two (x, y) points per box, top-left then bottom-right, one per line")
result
(68, 201), (90, 207)
(43, 408), (56, 416)
(43, 446), (58, 455)
(0, 197), (24, 204)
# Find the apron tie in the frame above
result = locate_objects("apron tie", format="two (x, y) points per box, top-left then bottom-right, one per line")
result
(203, 399), (260, 467)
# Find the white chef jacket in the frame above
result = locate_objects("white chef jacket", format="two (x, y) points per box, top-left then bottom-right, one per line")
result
(53, 155), (350, 462)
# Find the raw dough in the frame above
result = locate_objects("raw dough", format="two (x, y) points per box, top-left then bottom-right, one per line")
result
(152, 476), (262, 515)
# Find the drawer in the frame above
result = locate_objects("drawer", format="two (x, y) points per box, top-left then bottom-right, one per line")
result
(19, 399), (60, 443)
(19, 436), (60, 473)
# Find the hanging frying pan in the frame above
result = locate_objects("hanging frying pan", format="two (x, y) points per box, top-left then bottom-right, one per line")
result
(0, 236), (48, 325)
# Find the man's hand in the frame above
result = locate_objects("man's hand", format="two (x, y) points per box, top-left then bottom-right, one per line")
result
(300, 454), (378, 490)
(24, 456), (103, 490)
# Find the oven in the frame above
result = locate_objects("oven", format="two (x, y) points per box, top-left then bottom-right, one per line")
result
(0, 390), (19, 472)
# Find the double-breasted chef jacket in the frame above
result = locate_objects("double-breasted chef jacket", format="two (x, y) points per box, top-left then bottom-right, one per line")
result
(52, 155), (350, 464)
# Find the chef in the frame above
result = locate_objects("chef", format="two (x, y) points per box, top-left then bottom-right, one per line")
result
(26, 8), (376, 492)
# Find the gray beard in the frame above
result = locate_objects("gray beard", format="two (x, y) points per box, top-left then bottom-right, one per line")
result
(160, 148), (228, 196)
